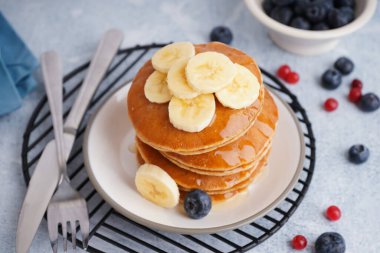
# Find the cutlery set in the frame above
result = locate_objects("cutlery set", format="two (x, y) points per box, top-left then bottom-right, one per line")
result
(16, 29), (124, 253)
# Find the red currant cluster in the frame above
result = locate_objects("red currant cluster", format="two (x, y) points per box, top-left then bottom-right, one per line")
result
(348, 79), (362, 103)
(277, 65), (299, 84)
(291, 205), (341, 250)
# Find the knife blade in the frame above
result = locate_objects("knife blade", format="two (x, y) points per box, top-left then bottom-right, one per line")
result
(16, 29), (124, 253)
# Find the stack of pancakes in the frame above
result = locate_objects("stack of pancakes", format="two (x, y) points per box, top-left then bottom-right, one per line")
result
(128, 43), (278, 202)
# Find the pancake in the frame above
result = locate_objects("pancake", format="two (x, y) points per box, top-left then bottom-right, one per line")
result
(180, 152), (270, 203)
(162, 89), (278, 171)
(136, 138), (258, 191)
(128, 42), (265, 155)
(165, 140), (272, 176)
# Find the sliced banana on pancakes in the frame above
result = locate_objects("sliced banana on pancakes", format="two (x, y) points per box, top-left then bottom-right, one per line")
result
(135, 163), (179, 208)
(152, 42), (195, 73)
(167, 58), (200, 99)
(168, 94), (216, 132)
(216, 64), (260, 109)
(144, 70), (172, 103)
(186, 52), (236, 93)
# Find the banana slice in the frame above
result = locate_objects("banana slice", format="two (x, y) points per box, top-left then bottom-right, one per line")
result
(152, 42), (195, 73)
(135, 163), (179, 208)
(168, 94), (215, 132)
(144, 71), (172, 103)
(215, 64), (260, 109)
(186, 52), (236, 93)
(167, 59), (200, 99)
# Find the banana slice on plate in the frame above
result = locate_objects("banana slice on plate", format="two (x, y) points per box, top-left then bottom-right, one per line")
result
(144, 70), (172, 103)
(186, 52), (236, 93)
(152, 42), (195, 73)
(135, 163), (179, 208)
(168, 94), (215, 132)
(167, 59), (200, 99)
(215, 64), (260, 109)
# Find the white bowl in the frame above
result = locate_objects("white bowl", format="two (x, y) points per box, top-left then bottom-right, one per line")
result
(244, 0), (377, 55)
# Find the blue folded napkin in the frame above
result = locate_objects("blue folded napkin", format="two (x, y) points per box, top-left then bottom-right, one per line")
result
(0, 12), (38, 116)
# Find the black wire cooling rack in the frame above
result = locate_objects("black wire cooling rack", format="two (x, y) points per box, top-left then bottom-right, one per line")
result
(22, 43), (316, 253)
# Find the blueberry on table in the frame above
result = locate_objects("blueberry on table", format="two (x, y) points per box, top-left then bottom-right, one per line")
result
(315, 232), (346, 253)
(262, 0), (275, 15)
(305, 5), (327, 23)
(327, 8), (351, 28)
(270, 7), (293, 25)
(334, 57), (354, 75)
(290, 16), (311, 29)
(184, 189), (212, 219)
(321, 69), (342, 90)
(272, 0), (295, 6)
(312, 22), (330, 30)
(348, 144), (370, 164)
(334, 0), (355, 8)
(359, 93), (380, 112)
(210, 26), (233, 45)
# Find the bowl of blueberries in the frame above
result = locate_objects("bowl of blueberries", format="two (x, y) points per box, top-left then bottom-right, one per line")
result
(244, 0), (377, 55)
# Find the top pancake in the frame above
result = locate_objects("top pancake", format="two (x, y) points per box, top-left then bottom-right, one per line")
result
(127, 42), (265, 154)
(162, 89), (278, 171)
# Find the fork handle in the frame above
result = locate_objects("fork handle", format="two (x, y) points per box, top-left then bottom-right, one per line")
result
(41, 51), (67, 174)
(64, 29), (124, 133)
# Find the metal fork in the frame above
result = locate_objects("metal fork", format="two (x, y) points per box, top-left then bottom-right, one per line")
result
(41, 51), (89, 252)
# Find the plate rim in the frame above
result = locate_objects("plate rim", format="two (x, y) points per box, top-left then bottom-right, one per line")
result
(83, 82), (306, 234)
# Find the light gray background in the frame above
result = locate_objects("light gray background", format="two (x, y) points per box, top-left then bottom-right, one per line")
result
(1, 0), (379, 252)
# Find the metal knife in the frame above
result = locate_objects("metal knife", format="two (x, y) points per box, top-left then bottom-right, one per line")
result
(16, 29), (124, 253)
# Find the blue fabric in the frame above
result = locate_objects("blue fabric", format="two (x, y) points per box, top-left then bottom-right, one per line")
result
(0, 12), (38, 116)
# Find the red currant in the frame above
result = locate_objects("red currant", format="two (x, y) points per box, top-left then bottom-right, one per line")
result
(286, 72), (300, 84)
(351, 79), (363, 89)
(326, 205), (341, 221)
(348, 87), (362, 103)
(324, 98), (338, 112)
(292, 235), (307, 250)
(277, 65), (291, 80)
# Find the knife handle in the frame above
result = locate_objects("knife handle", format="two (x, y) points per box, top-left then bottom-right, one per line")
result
(64, 29), (124, 134)
(41, 51), (67, 173)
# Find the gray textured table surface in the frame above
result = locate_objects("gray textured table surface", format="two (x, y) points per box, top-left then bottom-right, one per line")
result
(1, 1), (379, 252)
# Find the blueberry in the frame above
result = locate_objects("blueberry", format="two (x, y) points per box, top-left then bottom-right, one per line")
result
(321, 69), (342, 90)
(348, 144), (370, 164)
(305, 5), (327, 23)
(210, 26), (233, 45)
(359, 93), (380, 112)
(327, 8), (350, 28)
(184, 189), (212, 219)
(312, 22), (330, 30)
(324, 0), (335, 10)
(340, 6), (355, 22)
(272, 0), (295, 6)
(334, 0), (355, 8)
(294, 5), (305, 15)
(290, 17), (311, 29)
(262, 0), (275, 15)
(315, 232), (346, 253)
(270, 7), (293, 25)
(295, 0), (326, 10)
(294, 0), (328, 16)
(334, 57), (354, 75)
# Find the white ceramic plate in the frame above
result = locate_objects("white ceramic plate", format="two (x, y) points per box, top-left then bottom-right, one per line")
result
(84, 82), (305, 234)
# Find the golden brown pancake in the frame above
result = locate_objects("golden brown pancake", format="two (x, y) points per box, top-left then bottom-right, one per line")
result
(128, 42), (265, 155)
(179, 152), (270, 203)
(162, 89), (278, 171)
(136, 138), (259, 191)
